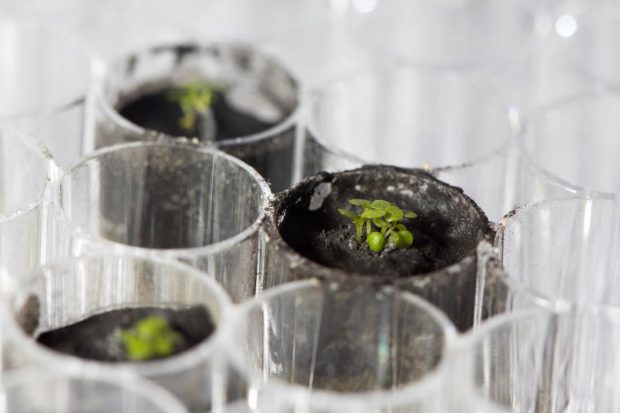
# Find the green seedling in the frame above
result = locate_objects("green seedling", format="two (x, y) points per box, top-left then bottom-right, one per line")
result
(167, 80), (220, 132)
(118, 315), (182, 361)
(338, 199), (417, 253)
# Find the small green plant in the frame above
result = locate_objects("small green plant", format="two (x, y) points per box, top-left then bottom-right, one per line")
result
(338, 199), (417, 253)
(118, 315), (182, 361)
(167, 80), (219, 132)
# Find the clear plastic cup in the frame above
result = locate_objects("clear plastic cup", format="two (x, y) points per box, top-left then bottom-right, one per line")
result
(566, 4), (620, 88)
(303, 65), (512, 174)
(344, 0), (535, 76)
(434, 144), (580, 222)
(0, 368), (188, 412)
(0, 126), (60, 292)
(494, 194), (620, 308)
(302, 64), (522, 221)
(58, 141), (270, 302)
(92, 41), (299, 191)
(0, 20), (93, 167)
(226, 279), (456, 412)
(3, 254), (231, 412)
(523, 90), (620, 195)
(455, 307), (620, 412)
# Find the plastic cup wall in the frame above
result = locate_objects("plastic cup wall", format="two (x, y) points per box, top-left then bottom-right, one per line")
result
(0, 127), (60, 293)
(454, 308), (620, 412)
(58, 142), (271, 302)
(0, 368), (189, 413)
(0, 21), (93, 167)
(227, 280), (456, 413)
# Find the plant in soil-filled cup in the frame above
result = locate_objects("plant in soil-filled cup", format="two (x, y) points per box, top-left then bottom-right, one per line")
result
(265, 165), (495, 331)
(4, 254), (231, 413)
(95, 42), (300, 191)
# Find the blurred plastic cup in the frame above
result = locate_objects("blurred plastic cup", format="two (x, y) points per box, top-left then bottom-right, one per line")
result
(455, 307), (620, 412)
(0, 20), (93, 167)
(58, 140), (270, 302)
(495, 194), (620, 308)
(0, 368), (188, 413)
(226, 279), (456, 412)
(523, 90), (620, 195)
(3, 254), (231, 412)
(0, 126), (60, 292)
(345, 0), (535, 76)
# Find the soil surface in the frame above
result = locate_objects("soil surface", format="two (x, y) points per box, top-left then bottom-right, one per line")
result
(118, 87), (276, 141)
(35, 305), (214, 362)
(275, 165), (493, 278)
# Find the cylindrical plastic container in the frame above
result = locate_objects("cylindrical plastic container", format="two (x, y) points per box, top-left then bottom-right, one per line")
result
(226, 279), (456, 412)
(455, 307), (620, 412)
(58, 141), (271, 302)
(93, 42), (299, 191)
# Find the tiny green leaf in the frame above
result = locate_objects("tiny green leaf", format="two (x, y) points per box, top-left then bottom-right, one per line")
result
(373, 218), (389, 228)
(385, 205), (404, 222)
(338, 208), (357, 219)
(349, 199), (371, 207)
(370, 200), (391, 210)
(361, 208), (386, 219)
(403, 210), (417, 219)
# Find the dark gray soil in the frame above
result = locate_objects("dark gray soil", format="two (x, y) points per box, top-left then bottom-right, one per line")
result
(35, 306), (214, 362)
(118, 87), (275, 141)
(275, 165), (494, 278)
(313, 225), (444, 277)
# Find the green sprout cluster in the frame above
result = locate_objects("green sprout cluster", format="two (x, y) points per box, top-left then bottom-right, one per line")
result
(119, 316), (182, 361)
(167, 81), (219, 132)
(338, 199), (417, 253)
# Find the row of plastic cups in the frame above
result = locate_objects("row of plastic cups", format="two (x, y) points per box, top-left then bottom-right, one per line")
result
(0, 20), (301, 192)
(5, 126), (620, 328)
(301, 64), (620, 222)
(8, 19), (620, 218)
(1, 253), (619, 412)
(0, 128), (270, 303)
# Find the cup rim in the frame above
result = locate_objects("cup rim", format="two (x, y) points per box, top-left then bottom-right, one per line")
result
(1, 367), (189, 413)
(0, 125), (59, 222)
(58, 140), (271, 256)
(304, 63), (515, 171)
(94, 39), (301, 147)
(3, 254), (233, 378)
(223, 278), (457, 410)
